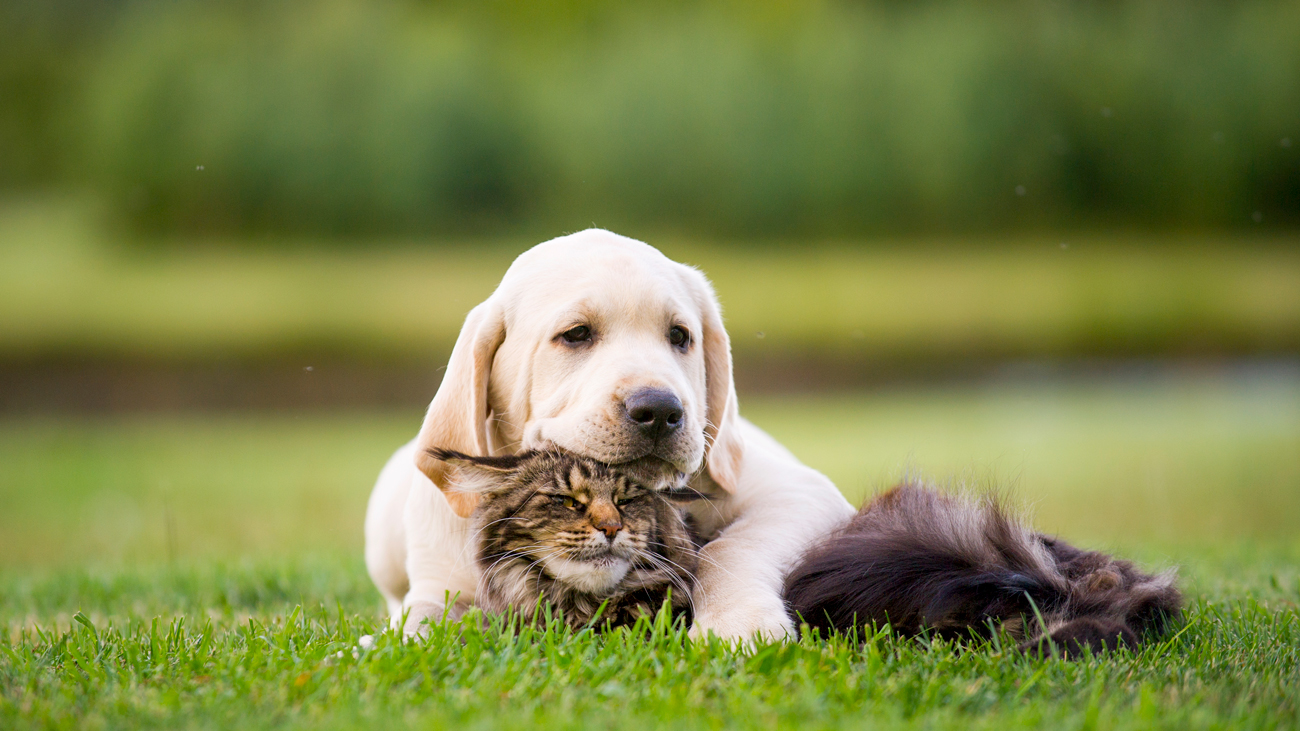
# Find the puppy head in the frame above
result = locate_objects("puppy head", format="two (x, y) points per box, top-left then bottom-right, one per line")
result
(415, 230), (743, 517)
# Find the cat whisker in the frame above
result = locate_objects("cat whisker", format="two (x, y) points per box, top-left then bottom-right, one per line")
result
(477, 544), (567, 613)
(452, 516), (531, 569)
(653, 486), (728, 532)
(459, 449), (704, 630)
(627, 548), (698, 616)
(644, 535), (732, 577)
(478, 543), (551, 585)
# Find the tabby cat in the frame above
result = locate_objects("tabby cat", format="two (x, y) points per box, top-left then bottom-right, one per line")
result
(783, 485), (1183, 657)
(427, 448), (704, 629)
(432, 447), (1181, 654)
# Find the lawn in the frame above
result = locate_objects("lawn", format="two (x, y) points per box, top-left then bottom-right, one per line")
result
(2, 371), (1298, 728)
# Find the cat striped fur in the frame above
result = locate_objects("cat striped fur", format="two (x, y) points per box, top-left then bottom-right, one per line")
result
(428, 448), (704, 629)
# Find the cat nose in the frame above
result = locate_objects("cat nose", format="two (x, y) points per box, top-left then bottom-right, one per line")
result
(595, 518), (622, 540)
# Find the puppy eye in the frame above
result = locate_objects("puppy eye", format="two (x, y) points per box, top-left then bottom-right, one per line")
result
(669, 326), (689, 348)
(559, 325), (592, 344)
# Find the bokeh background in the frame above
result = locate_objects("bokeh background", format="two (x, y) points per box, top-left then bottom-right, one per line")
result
(2, 0), (1298, 578)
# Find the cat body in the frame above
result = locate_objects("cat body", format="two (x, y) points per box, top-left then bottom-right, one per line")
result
(431, 446), (1181, 654)
(428, 449), (702, 629)
(783, 485), (1183, 656)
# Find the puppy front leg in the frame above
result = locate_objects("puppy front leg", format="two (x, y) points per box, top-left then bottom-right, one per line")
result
(688, 509), (797, 643)
(401, 478), (478, 636)
(689, 461), (853, 643)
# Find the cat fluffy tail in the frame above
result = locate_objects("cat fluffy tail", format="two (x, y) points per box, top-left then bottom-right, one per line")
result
(782, 485), (1181, 656)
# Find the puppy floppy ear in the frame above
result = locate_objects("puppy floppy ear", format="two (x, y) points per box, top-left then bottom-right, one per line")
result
(425, 448), (524, 498)
(691, 270), (745, 493)
(414, 301), (507, 517)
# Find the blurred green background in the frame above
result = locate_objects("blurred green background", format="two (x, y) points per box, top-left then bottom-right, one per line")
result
(1, 0), (1298, 571)
(4, 0), (1299, 237)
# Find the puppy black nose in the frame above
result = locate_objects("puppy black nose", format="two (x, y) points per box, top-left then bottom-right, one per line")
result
(623, 388), (684, 440)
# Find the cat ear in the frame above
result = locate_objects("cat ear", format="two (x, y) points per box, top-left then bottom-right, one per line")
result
(659, 487), (709, 505)
(424, 449), (523, 497)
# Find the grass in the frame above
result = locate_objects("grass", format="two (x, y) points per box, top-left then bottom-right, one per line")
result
(2, 370), (1298, 728)
(3, 368), (1294, 566)
(748, 366), (1300, 545)
(1, 563), (1297, 730)
(2, 199), (1299, 363)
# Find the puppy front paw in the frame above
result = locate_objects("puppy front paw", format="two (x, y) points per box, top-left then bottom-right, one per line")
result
(401, 600), (451, 637)
(689, 601), (794, 644)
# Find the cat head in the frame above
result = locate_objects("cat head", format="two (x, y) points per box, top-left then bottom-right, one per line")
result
(426, 448), (700, 595)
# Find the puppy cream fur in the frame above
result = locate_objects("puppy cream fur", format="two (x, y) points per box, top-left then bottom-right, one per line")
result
(363, 230), (853, 641)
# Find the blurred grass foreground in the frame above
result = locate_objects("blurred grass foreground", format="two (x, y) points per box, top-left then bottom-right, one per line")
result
(4, 372), (1299, 568)
(4, 0), (1299, 237)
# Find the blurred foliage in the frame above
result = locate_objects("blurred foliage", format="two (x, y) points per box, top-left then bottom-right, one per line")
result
(2, 0), (1298, 239)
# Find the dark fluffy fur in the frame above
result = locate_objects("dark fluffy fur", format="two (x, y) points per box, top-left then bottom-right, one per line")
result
(428, 449), (703, 629)
(784, 485), (1182, 656)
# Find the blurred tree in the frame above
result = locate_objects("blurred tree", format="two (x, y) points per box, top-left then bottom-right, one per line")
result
(1, 0), (1297, 240)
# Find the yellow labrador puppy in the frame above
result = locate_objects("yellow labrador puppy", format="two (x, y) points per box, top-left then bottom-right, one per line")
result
(364, 230), (853, 641)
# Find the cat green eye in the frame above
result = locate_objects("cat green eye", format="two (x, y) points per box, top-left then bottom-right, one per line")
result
(615, 496), (638, 507)
(553, 495), (581, 509)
